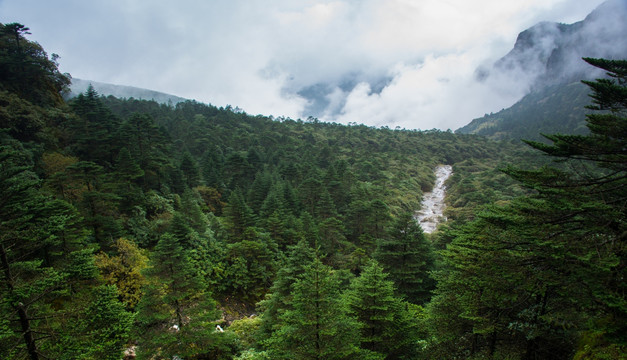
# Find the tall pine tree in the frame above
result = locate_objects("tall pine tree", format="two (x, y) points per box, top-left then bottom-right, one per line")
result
(375, 212), (435, 305)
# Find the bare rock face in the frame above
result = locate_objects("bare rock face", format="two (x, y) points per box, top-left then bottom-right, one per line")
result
(416, 165), (452, 234)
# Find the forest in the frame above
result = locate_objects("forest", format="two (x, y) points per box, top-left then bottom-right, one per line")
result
(0, 23), (625, 360)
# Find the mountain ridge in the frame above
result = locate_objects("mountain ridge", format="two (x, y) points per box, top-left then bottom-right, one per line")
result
(458, 0), (627, 139)
(68, 78), (188, 105)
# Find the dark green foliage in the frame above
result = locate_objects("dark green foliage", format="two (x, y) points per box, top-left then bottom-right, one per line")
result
(375, 212), (435, 305)
(179, 150), (200, 188)
(426, 58), (627, 358)
(69, 86), (121, 165)
(223, 230), (279, 302)
(0, 141), (110, 359)
(223, 188), (257, 240)
(267, 259), (361, 360)
(0, 23), (70, 107)
(79, 285), (134, 360)
(135, 233), (229, 359)
(118, 112), (171, 189)
(10, 23), (616, 360)
(258, 239), (317, 339)
(115, 147), (144, 181)
(345, 260), (420, 359)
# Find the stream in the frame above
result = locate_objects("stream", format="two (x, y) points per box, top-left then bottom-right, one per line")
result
(415, 165), (453, 234)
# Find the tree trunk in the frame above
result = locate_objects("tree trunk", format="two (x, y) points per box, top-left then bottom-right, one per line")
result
(1, 244), (40, 360)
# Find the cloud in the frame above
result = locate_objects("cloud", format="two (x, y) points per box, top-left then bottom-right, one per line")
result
(333, 50), (532, 130)
(0, 0), (608, 129)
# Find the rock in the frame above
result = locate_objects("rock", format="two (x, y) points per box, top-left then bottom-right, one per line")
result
(416, 165), (452, 233)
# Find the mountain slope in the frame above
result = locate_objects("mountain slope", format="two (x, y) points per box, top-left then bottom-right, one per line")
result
(69, 78), (187, 105)
(457, 0), (627, 140)
(457, 82), (592, 140)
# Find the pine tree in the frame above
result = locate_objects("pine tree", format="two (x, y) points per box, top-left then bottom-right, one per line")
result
(179, 151), (201, 189)
(135, 233), (223, 359)
(79, 285), (134, 360)
(0, 141), (100, 359)
(69, 86), (121, 165)
(504, 57), (627, 357)
(425, 58), (627, 358)
(115, 147), (144, 182)
(267, 259), (360, 360)
(375, 212), (435, 305)
(258, 239), (317, 339)
(118, 113), (171, 189)
(248, 170), (274, 215)
(345, 260), (419, 359)
(223, 188), (256, 240)
(0, 23), (70, 107)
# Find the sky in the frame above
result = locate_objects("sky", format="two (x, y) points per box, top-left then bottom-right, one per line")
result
(0, 0), (607, 130)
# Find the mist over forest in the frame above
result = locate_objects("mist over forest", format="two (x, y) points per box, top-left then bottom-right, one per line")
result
(0, 1), (625, 359)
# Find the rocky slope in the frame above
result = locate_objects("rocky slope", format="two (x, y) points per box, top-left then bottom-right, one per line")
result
(457, 0), (627, 139)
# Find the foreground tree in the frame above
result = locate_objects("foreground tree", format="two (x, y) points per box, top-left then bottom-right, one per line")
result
(267, 259), (361, 359)
(375, 212), (435, 305)
(0, 140), (132, 359)
(426, 58), (626, 358)
(134, 233), (231, 359)
(344, 260), (420, 359)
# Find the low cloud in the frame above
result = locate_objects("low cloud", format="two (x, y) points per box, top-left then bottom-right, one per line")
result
(0, 0), (608, 129)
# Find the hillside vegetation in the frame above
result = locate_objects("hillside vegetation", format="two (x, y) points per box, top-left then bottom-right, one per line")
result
(1, 22), (624, 360)
(457, 82), (591, 140)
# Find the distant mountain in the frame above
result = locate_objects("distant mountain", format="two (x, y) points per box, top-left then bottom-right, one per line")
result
(457, 82), (591, 140)
(68, 78), (188, 105)
(457, 0), (627, 140)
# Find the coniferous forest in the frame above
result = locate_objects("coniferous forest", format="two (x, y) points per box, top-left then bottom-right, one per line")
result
(0, 23), (625, 359)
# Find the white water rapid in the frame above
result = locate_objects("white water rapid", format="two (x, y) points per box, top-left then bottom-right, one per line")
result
(415, 165), (453, 234)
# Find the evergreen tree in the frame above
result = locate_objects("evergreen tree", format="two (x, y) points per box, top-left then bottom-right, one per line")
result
(248, 170), (274, 215)
(425, 58), (627, 358)
(504, 57), (627, 357)
(79, 285), (134, 360)
(69, 86), (121, 165)
(0, 23), (70, 106)
(375, 212), (435, 305)
(345, 260), (420, 359)
(118, 113), (170, 189)
(201, 145), (224, 189)
(223, 188), (256, 240)
(135, 233), (223, 359)
(223, 230), (278, 302)
(179, 150), (201, 188)
(115, 147), (144, 182)
(0, 141), (100, 360)
(258, 239), (317, 339)
(267, 259), (361, 360)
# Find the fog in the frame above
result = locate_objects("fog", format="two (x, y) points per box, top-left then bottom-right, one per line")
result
(0, 0), (613, 130)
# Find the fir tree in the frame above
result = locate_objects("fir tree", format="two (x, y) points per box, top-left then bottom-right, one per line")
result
(258, 239), (317, 340)
(375, 212), (435, 305)
(268, 259), (360, 360)
(0, 141), (99, 359)
(135, 233), (223, 359)
(345, 260), (420, 359)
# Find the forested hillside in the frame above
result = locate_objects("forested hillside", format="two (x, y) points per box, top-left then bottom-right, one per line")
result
(1, 23), (624, 360)
(457, 82), (591, 140)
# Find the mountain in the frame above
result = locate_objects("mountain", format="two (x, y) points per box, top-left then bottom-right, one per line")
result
(68, 78), (188, 105)
(458, 82), (592, 140)
(457, 0), (627, 140)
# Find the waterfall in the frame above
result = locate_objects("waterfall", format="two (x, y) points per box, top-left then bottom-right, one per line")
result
(415, 165), (453, 233)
